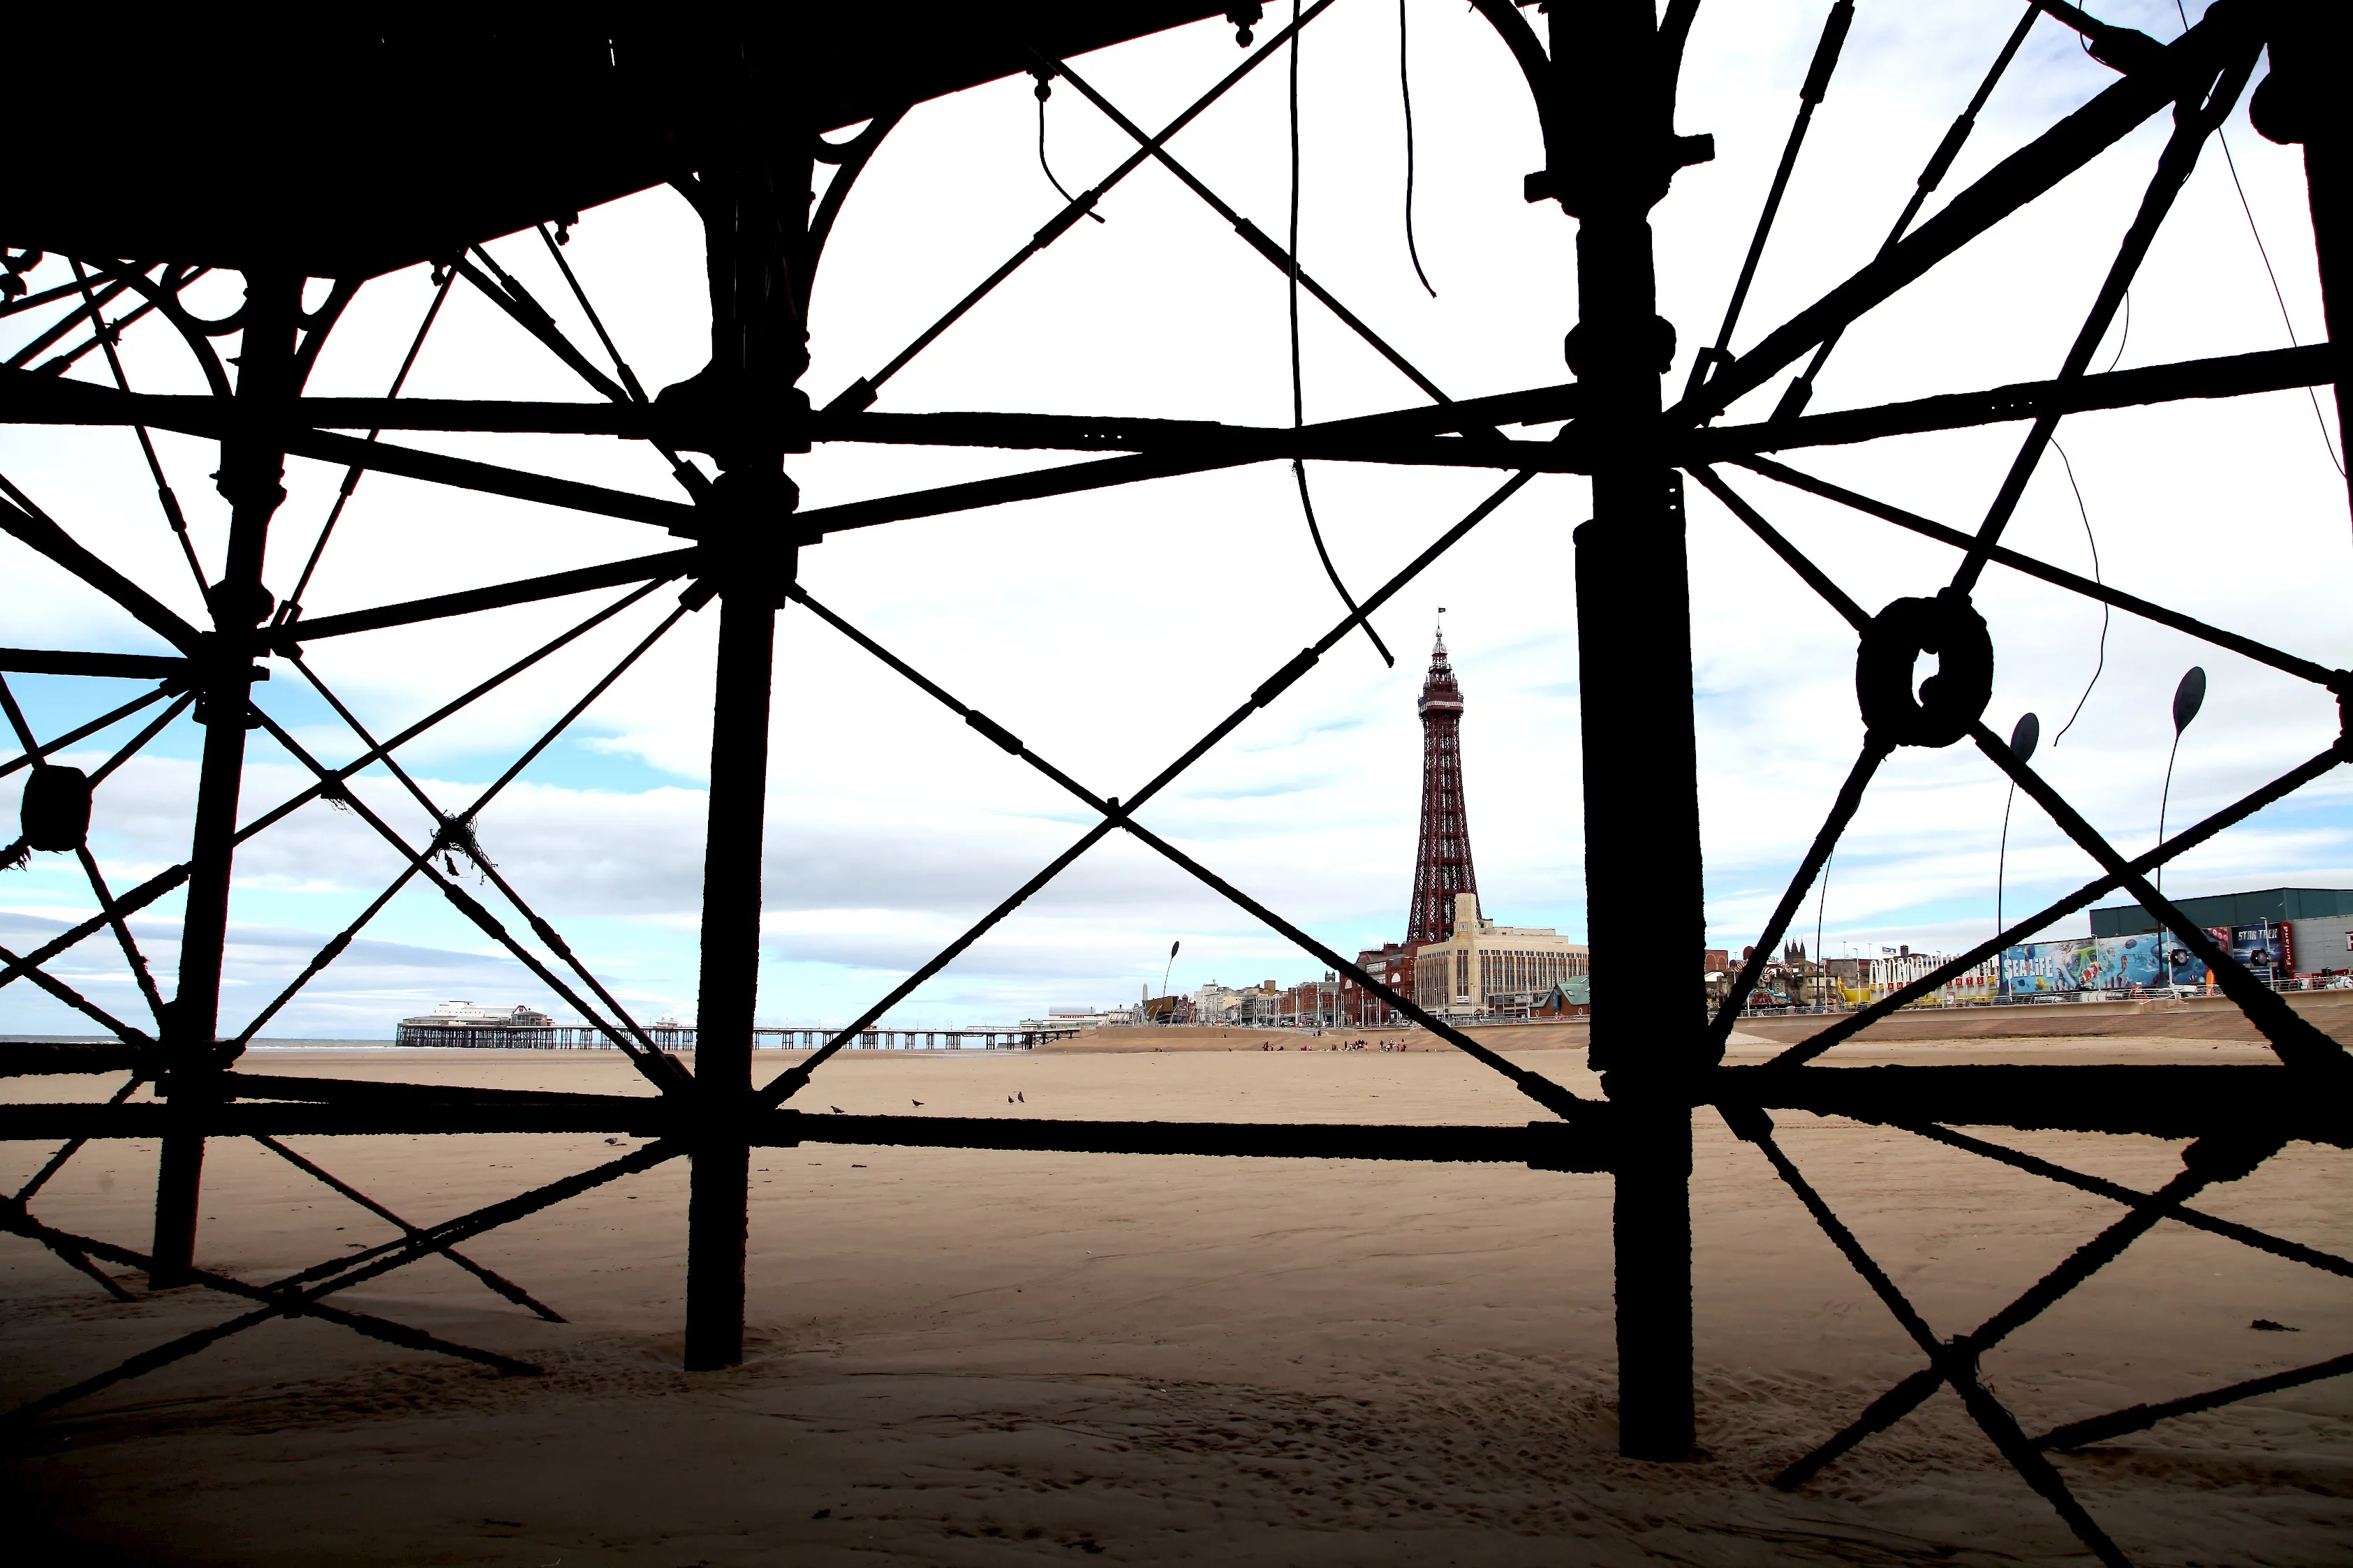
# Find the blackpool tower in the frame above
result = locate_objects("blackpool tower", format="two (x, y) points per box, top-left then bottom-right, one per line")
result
(1406, 614), (1480, 946)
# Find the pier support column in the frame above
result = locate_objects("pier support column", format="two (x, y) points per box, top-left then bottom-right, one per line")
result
(1543, 0), (1711, 1459)
(679, 46), (815, 1373)
(153, 272), (299, 1287)
(2250, 5), (2345, 519)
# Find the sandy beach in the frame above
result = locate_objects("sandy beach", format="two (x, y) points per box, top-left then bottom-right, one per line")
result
(3, 1026), (2347, 1566)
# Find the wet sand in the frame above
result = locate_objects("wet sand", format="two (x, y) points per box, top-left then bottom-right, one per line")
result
(2, 1037), (2347, 1565)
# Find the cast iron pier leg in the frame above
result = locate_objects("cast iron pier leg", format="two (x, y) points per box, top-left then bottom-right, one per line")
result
(681, 54), (814, 1372)
(684, 574), (774, 1369)
(1551, 1), (1711, 1459)
(2252, 6), (2345, 519)
(152, 273), (298, 1286)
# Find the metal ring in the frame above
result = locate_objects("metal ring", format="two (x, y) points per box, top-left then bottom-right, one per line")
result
(1854, 592), (1993, 748)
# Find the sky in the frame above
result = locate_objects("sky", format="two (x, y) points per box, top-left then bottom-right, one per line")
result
(1, 0), (2344, 1038)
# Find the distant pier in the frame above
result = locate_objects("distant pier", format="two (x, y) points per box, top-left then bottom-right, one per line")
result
(392, 1021), (1079, 1050)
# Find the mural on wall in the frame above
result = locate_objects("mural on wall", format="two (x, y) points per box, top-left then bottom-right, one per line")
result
(1999, 924), (2293, 993)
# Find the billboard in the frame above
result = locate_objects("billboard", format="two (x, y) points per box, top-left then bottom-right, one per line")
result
(2213, 922), (2292, 983)
(2000, 922), (2289, 992)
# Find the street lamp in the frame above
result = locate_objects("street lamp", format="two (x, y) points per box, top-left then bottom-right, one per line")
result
(1996, 711), (2039, 997)
(2155, 667), (2206, 901)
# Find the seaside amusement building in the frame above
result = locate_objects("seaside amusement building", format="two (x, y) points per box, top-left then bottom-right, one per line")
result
(395, 1000), (559, 1046)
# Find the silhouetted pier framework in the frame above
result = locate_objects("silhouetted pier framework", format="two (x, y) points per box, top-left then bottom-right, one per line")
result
(1, 6), (2345, 1562)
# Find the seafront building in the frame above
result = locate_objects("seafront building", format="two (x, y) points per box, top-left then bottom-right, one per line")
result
(1412, 891), (1589, 1017)
(395, 1000), (563, 1046)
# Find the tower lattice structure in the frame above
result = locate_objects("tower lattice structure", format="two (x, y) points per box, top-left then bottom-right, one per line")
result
(1406, 622), (1479, 947)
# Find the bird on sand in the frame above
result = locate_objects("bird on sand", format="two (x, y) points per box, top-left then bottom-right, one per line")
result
(1017, 1090), (1026, 1103)
(830, 1107), (844, 1114)
(911, 1099), (924, 1107)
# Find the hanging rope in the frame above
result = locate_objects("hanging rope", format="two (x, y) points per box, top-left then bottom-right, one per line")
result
(1289, 0), (1393, 665)
(2047, 441), (2107, 745)
(1032, 72), (1105, 223)
(1399, 0), (1436, 297)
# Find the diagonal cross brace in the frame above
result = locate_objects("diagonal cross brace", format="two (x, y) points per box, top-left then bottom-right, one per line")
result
(1950, 36), (2259, 593)
(283, 651), (673, 1070)
(1734, 1112), (2134, 1567)
(0, 938), (156, 1047)
(236, 605), (690, 1049)
(455, 245), (709, 502)
(1672, 468), (2349, 1071)
(244, 708), (693, 1095)
(1764, 742), (2345, 1070)
(770, 468), (1597, 1122)
(0, 684), (177, 781)
(6, 574), (676, 1009)
(1975, 724), (2350, 1076)
(1773, 1132), (2282, 1504)
(831, 0), (1343, 413)
(1704, 732), (1889, 1045)
(1901, 1120), (2353, 1284)
(1039, 51), (1496, 435)
(0, 475), (203, 653)
(0, 1197), (540, 1426)
(8, 668), (189, 1035)
(2030, 1352), (2353, 1452)
(1, 1141), (679, 1422)
(1674, 4), (2255, 428)
(758, 468), (1556, 1109)
(3, 1082), (140, 1301)
(251, 1134), (563, 1322)
(1727, 455), (2340, 688)
(76, 845), (166, 1028)
(0, 584), (678, 1062)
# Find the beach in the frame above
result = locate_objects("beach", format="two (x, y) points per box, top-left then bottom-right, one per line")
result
(2, 1026), (2347, 1565)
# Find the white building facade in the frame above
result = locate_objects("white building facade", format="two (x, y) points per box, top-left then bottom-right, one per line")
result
(1412, 893), (1589, 1016)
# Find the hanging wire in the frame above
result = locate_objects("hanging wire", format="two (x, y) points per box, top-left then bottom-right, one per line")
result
(1288, 0), (1392, 666)
(2104, 291), (2130, 374)
(1033, 74), (1106, 223)
(2047, 440), (2107, 745)
(2171, 1), (2342, 482)
(2213, 131), (2345, 478)
(1399, 0), (1436, 297)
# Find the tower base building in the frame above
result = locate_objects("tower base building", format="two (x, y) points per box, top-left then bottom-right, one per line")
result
(1413, 892), (1589, 1018)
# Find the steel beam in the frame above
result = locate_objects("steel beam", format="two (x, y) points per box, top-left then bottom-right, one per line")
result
(679, 61), (814, 1373)
(152, 272), (298, 1287)
(1539, 0), (1709, 1461)
(2259, 5), (2347, 518)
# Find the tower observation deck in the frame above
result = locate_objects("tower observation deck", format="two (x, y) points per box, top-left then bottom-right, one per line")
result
(1406, 617), (1479, 947)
